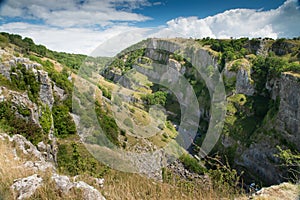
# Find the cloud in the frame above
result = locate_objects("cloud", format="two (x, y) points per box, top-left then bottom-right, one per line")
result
(0, 0), (153, 27)
(0, 22), (141, 55)
(0, 0), (298, 55)
(160, 0), (300, 39)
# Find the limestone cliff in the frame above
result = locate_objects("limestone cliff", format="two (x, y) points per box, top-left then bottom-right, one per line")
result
(276, 72), (300, 151)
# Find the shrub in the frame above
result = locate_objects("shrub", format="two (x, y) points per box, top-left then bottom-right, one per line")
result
(142, 91), (167, 106)
(276, 146), (300, 182)
(0, 101), (44, 145)
(179, 153), (206, 174)
(10, 64), (40, 103)
(52, 104), (76, 137)
(57, 142), (109, 177)
(39, 105), (52, 134)
(95, 101), (120, 146)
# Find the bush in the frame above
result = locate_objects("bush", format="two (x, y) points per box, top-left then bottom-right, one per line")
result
(39, 105), (52, 134)
(10, 64), (40, 103)
(207, 155), (243, 195)
(95, 101), (120, 146)
(179, 153), (206, 174)
(0, 101), (44, 145)
(142, 91), (167, 106)
(57, 142), (109, 177)
(276, 146), (300, 182)
(52, 104), (76, 137)
(98, 85), (111, 99)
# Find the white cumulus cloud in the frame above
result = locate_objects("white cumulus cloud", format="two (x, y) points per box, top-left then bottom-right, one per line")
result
(161, 0), (300, 39)
(0, 0), (299, 55)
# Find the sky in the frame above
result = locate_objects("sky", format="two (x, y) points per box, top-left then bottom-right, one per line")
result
(0, 0), (299, 56)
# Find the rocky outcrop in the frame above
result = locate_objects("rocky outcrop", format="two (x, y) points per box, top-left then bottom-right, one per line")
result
(0, 86), (40, 125)
(0, 62), (11, 80)
(167, 159), (206, 180)
(276, 72), (300, 151)
(271, 40), (297, 56)
(51, 173), (106, 200)
(11, 174), (43, 200)
(73, 181), (106, 200)
(38, 70), (54, 108)
(1, 133), (105, 200)
(127, 149), (165, 181)
(168, 58), (186, 74)
(145, 47), (169, 64)
(236, 64), (255, 96)
(236, 141), (282, 185)
(266, 77), (281, 100)
(0, 53), (54, 109)
(53, 84), (66, 100)
(252, 182), (300, 200)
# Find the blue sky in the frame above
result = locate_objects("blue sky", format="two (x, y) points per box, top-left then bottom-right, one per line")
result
(134, 0), (287, 26)
(0, 0), (299, 55)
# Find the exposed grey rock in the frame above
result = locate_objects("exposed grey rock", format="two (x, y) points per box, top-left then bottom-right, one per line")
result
(4, 86), (40, 124)
(11, 174), (43, 200)
(256, 39), (269, 56)
(127, 149), (164, 181)
(94, 178), (105, 188)
(145, 48), (169, 63)
(38, 70), (54, 108)
(51, 173), (74, 194)
(168, 58), (182, 71)
(70, 113), (80, 127)
(14, 57), (30, 63)
(53, 84), (66, 100)
(0, 63), (11, 80)
(266, 77), (281, 100)
(73, 181), (106, 200)
(223, 66), (237, 80)
(11, 134), (45, 161)
(37, 141), (47, 152)
(276, 72), (300, 151)
(167, 159), (204, 180)
(52, 173), (106, 200)
(252, 182), (300, 200)
(236, 66), (255, 96)
(23, 161), (54, 172)
(236, 141), (282, 185)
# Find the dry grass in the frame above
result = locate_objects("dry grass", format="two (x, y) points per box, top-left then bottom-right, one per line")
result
(0, 132), (246, 200)
(0, 136), (35, 199)
(0, 136), (84, 200)
(100, 170), (225, 200)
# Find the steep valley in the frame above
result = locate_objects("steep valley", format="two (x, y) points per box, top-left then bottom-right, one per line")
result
(0, 32), (299, 199)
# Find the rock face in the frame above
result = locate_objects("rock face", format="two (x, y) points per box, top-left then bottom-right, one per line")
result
(276, 72), (300, 151)
(266, 77), (281, 100)
(0, 86), (40, 124)
(38, 70), (54, 108)
(11, 174), (43, 200)
(52, 173), (106, 200)
(0, 62), (11, 80)
(236, 66), (255, 96)
(236, 142), (282, 185)
(168, 58), (186, 74)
